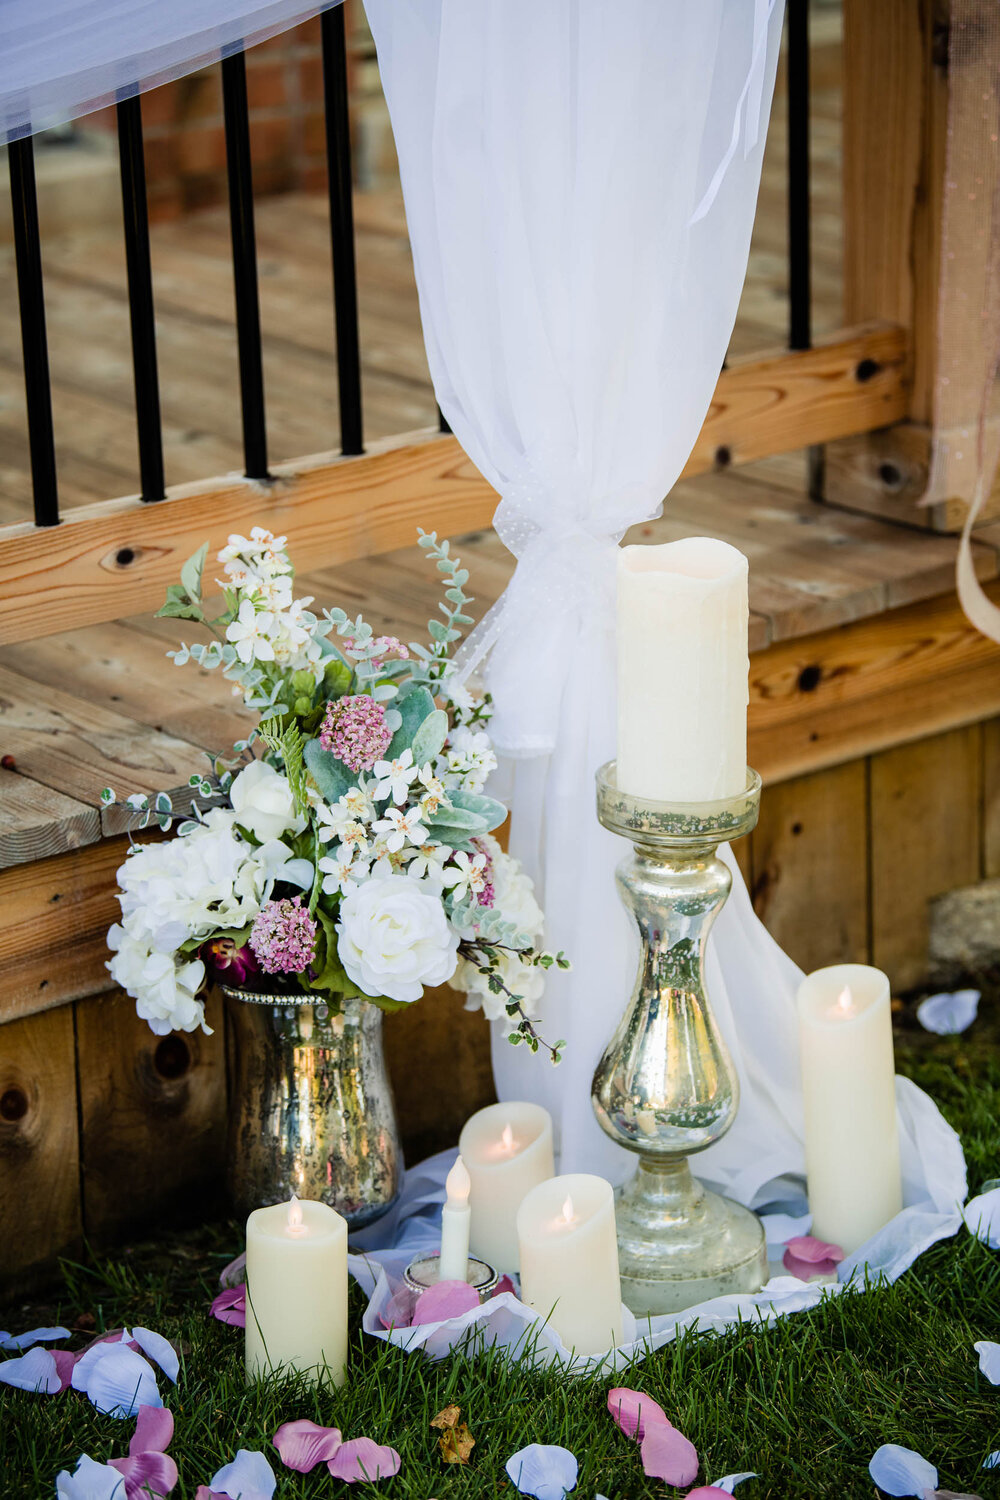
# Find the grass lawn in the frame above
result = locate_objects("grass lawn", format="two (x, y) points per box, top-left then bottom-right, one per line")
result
(2, 1017), (999, 1500)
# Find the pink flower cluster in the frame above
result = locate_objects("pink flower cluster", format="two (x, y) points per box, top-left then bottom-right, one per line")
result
(320, 694), (391, 772)
(472, 837), (495, 908)
(249, 897), (317, 975)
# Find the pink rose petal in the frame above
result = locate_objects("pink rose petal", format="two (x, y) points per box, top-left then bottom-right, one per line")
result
(607, 1387), (669, 1442)
(273, 1419), (343, 1473)
(132, 1404), (174, 1456)
(784, 1235), (844, 1264)
(782, 1250), (841, 1281)
(109, 1451), (179, 1498)
(686, 1490), (732, 1499)
(640, 1422), (699, 1487)
(51, 1349), (78, 1392)
(210, 1287), (246, 1328)
(327, 1438), (402, 1483)
(412, 1279), (480, 1325)
(493, 1274), (517, 1298)
(219, 1252), (247, 1289)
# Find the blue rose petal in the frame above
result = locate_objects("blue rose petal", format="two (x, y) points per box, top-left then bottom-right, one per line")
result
(506, 1444), (579, 1500)
(916, 989), (979, 1035)
(869, 1444), (938, 1497)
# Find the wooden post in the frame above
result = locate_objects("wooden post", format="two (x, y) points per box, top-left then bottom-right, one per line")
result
(820, 0), (1000, 532)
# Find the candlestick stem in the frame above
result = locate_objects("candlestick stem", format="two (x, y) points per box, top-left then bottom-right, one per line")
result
(593, 762), (767, 1316)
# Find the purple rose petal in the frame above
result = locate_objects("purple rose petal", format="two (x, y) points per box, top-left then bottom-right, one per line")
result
(784, 1235), (844, 1264)
(493, 1274), (517, 1298)
(0, 1346), (62, 1394)
(379, 1281), (418, 1330)
(218, 1252), (246, 1289)
(412, 1278), (480, 1325)
(685, 1490), (732, 1499)
(52, 1349), (78, 1392)
(131, 1405), (174, 1456)
(916, 989), (979, 1035)
(974, 1340), (1000, 1385)
(210, 1287), (246, 1328)
(273, 1419), (343, 1473)
(0, 1324), (71, 1351)
(505, 1443), (578, 1500)
(607, 1386), (669, 1442)
(108, 1452), (178, 1499)
(782, 1250), (841, 1280)
(327, 1437), (402, 1483)
(641, 1422), (700, 1486)
(869, 1443), (938, 1497)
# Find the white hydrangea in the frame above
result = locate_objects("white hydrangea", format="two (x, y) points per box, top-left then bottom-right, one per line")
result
(453, 949), (545, 1030)
(107, 923), (208, 1035)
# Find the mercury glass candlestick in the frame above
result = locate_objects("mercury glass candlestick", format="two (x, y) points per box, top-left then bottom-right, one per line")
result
(593, 761), (767, 1316)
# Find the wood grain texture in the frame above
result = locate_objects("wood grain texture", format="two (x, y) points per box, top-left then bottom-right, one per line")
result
(0, 1006), (82, 1282)
(0, 837), (130, 1022)
(0, 326), (908, 645)
(383, 984), (497, 1164)
(749, 582), (1000, 784)
(821, 423), (1000, 535)
(751, 761), (870, 972)
(75, 988), (227, 1240)
(0, 768), (100, 866)
(870, 725), (982, 992)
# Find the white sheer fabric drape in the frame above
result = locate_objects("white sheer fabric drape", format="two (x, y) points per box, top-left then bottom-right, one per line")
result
(365, 0), (966, 1269)
(1, 0), (340, 140)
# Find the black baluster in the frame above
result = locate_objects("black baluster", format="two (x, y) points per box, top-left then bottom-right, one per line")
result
(222, 49), (269, 479)
(321, 6), (364, 454)
(117, 94), (166, 501)
(787, 0), (811, 352)
(8, 137), (59, 525)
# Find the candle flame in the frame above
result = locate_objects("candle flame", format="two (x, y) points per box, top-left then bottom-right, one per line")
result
(285, 1193), (308, 1236)
(560, 1195), (575, 1225)
(446, 1155), (471, 1203)
(837, 985), (855, 1016)
(501, 1123), (515, 1152)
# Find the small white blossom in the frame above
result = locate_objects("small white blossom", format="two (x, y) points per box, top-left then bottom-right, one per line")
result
(443, 725), (497, 794)
(319, 848), (367, 897)
(416, 765), (449, 818)
(372, 748), (418, 805)
(442, 849), (487, 904)
(225, 598), (275, 665)
(405, 842), (449, 888)
(373, 805), (428, 853)
(316, 786), (375, 843)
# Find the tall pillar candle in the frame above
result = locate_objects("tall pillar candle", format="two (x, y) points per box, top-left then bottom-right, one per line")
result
(517, 1173), (623, 1355)
(458, 1101), (555, 1272)
(797, 964), (902, 1254)
(617, 537), (749, 802)
(245, 1196), (348, 1386)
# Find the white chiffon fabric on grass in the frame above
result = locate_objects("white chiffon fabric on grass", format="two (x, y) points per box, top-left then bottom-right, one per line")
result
(363, 0), (967, 1304)
(1, 0), (340, 140)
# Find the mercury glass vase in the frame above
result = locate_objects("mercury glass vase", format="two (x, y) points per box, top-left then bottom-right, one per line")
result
(592, 761), (768, 1317)
(223, 987), (401, 1230)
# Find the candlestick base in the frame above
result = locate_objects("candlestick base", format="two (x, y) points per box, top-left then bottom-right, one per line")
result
(593, 763), (767, 1317)
(616, 1159), (766, 1316)
(403, 1253), (500, 1302)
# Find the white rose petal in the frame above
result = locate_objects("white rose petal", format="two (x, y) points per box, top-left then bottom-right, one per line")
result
(336, 874), (458, 1004)
(230, 760), (305, 842)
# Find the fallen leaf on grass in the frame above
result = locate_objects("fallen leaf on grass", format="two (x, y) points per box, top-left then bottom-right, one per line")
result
(439, 1423), (475, 1465)
(430, 1405), (461, 1430)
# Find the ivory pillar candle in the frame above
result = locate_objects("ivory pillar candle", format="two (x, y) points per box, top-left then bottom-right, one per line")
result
(797, 964), (902, 1254)
(438, 1156), (472, 1281)
(517, 1173), (623, 1355)
(245, 1196), (348, 1386)
(458, 1101), (555, 1272)
(617, 537), (749, 802)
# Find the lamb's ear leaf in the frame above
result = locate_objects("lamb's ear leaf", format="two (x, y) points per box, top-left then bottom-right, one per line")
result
(426, 805), (489, 833)
(386, 686), (437, 759)
(303, 738), (355, 804)
(447, 788), (506, 831)
(411, 709), (449, 767)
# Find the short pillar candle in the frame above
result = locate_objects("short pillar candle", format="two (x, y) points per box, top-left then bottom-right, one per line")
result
(797, 963), (902, 1255)
(245, 1196), (348, 1386)
(517, 1173), (623, 1355)
(458, 1101), (555, 1272)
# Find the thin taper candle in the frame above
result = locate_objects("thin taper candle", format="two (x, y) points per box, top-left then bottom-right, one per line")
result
(438, 1156), (472, 1281)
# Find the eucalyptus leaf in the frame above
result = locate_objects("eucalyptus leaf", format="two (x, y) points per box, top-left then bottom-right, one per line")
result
(386, 686), (436, 759)
(303, 737), (355, 804)
(411, 708), (448, 767)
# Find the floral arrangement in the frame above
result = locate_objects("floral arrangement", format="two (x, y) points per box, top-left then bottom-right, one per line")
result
(104, 527), (567, 1059)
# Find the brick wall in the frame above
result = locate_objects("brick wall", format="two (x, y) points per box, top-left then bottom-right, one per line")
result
(85, 12), (361, 221)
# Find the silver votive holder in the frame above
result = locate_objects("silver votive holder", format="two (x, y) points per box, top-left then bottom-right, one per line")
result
(593, 761), (768, 1317)
(403, 1252), (500, 1302)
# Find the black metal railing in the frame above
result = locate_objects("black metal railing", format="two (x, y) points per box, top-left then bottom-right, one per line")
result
(6, 1), (814, 531)
(5, 2), (365, 528)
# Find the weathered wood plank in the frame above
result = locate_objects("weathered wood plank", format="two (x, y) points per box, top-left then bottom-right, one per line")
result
(749, 583), (1000, 784)
(75, 988), (227, 1240)
(0, 769), (100, 865)
(0, 663), (209, 851)
(870, 725), (982, 992)
(0, 1006), (82, 1283)
(751, 762), (869, 973)
(984, 717), (1000, 880)
(384, 985), (497, 1164)
(0, 837), (130, 1022)
(0, 325), (909, 645)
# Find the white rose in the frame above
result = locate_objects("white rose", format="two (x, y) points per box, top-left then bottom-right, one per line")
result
(229, 760), (305, 842)
(108, 923), (207, 1035)
(336, 874), (458, 1004)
